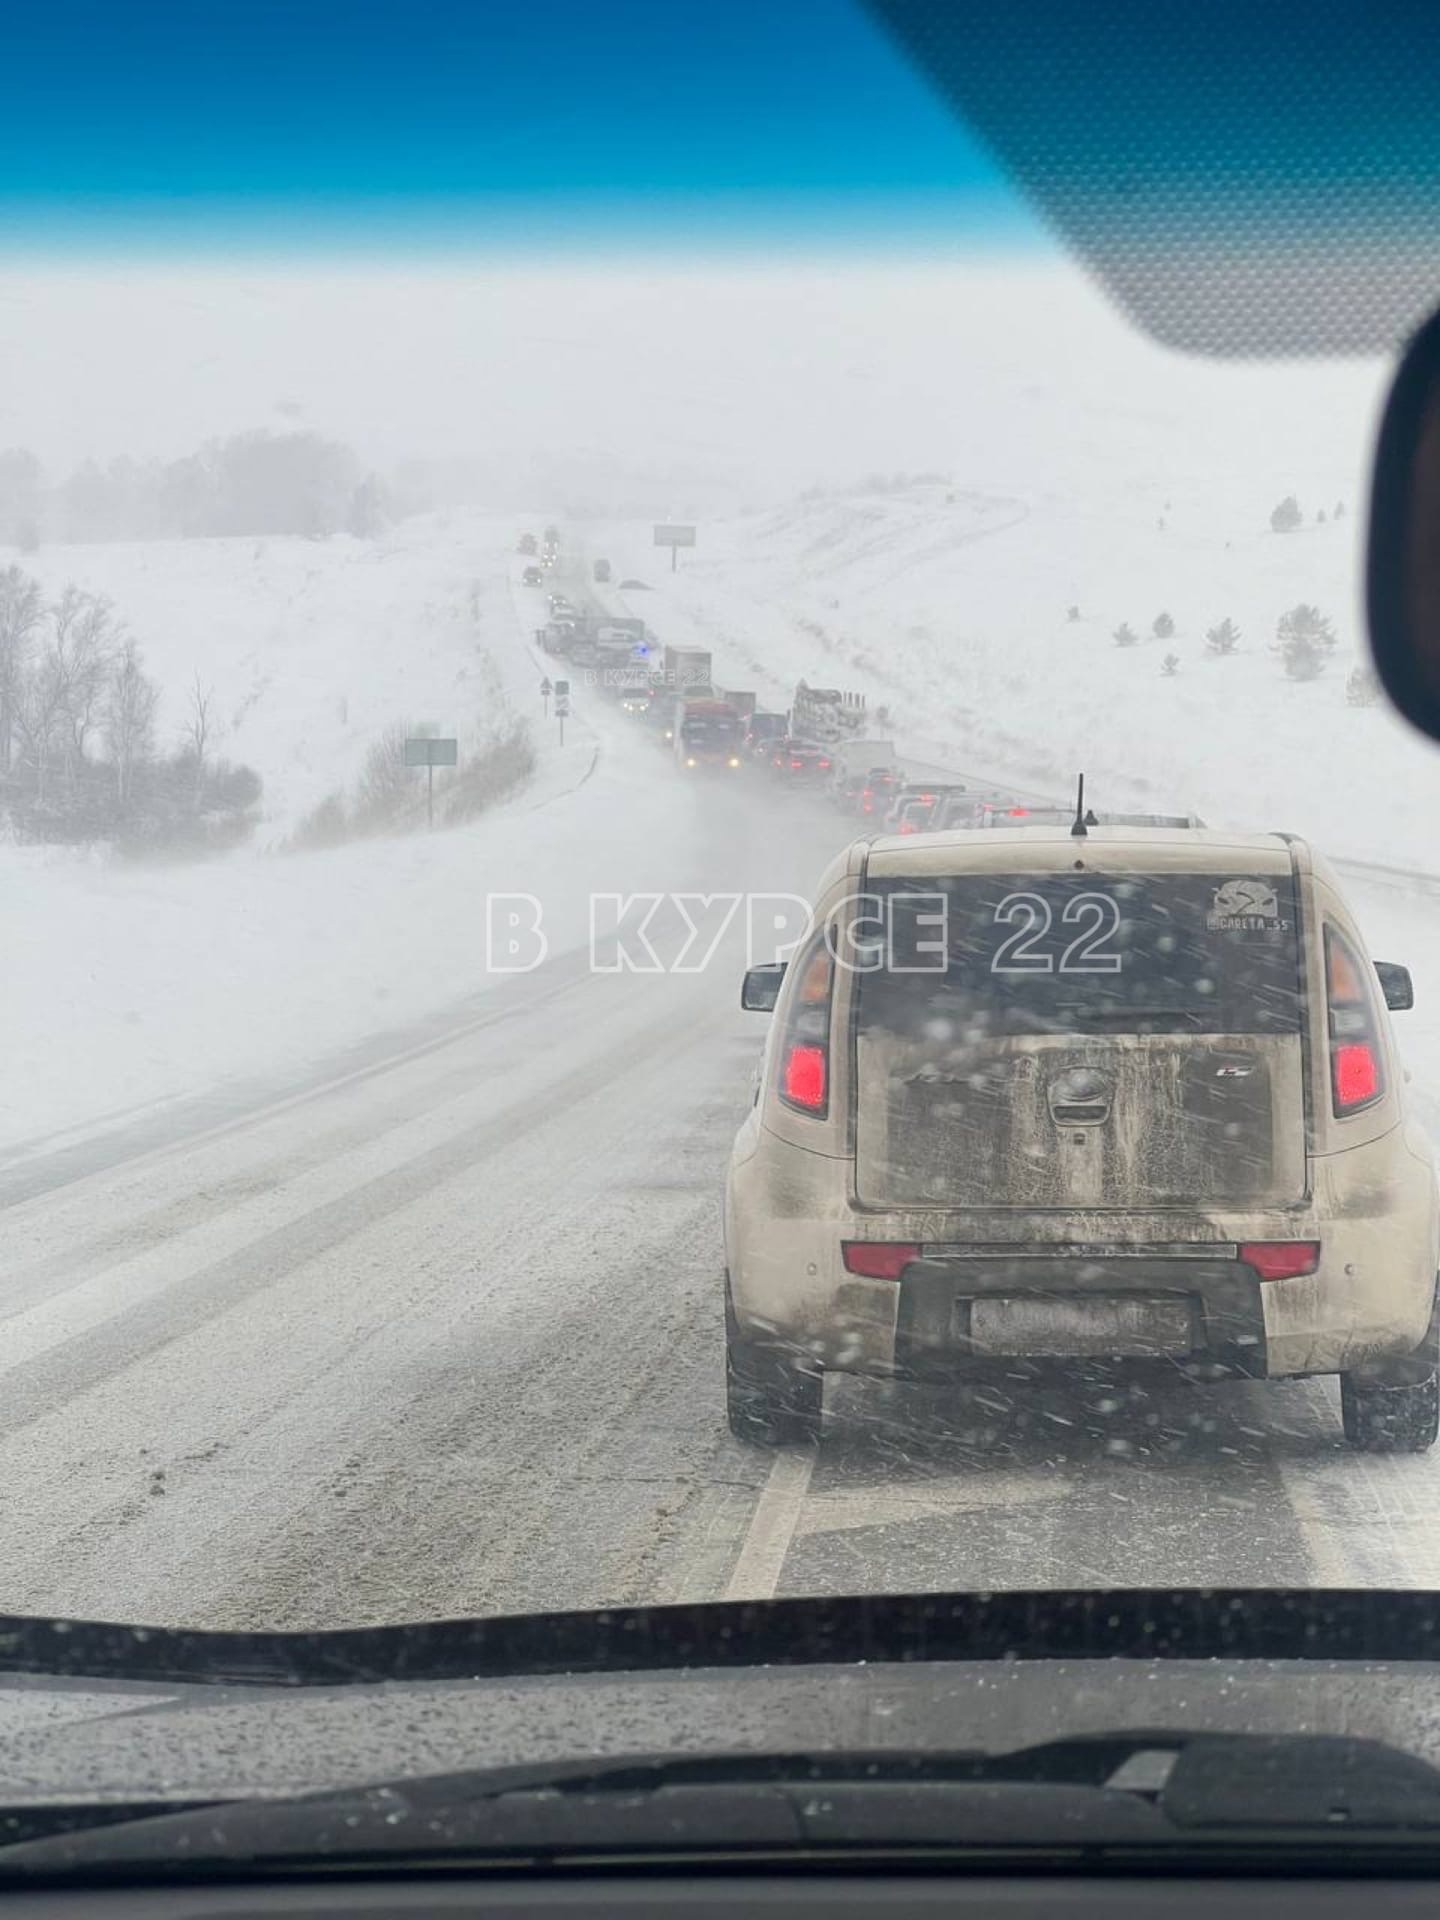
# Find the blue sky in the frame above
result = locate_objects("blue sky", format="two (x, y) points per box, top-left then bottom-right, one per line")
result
(0, 0), (1039, 254)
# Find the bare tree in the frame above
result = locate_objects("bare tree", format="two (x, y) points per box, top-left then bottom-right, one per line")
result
(0, 565), (43, 781)
(64, 595), (120, 773)
(13, 648), (69, 805)
(182, 672), (214, 806)
(104, 640), (158, 807)
(43, 588), (118, 785)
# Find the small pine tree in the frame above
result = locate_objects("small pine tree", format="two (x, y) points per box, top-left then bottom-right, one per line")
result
(1335, 500), (1345, 519)
(1157, 516), (1167, 531)
(1161, 653), (1180, 676)
(1067, 604), (1080, 622)
(1316, 508), (1327, 524)
(1270, 494), (1303, 534)
(1153, 611), (1175, 639)
(1275, 603), (1336, 680)
(1346, 665), (1381, 707)
(1205, 617), (1240, 655)
(1113, 622), (1139, 648)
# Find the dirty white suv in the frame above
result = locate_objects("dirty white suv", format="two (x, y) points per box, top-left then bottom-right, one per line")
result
(725, 826), (1439, 1451)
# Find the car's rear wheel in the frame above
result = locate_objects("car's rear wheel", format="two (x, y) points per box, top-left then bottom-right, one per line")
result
(725, 1286), (822, 1448)
(1340, 1287), (1440, 1453)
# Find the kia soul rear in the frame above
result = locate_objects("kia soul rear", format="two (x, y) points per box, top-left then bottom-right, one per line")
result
(854, 869), (1305, 1212)
(724, 829), (1440, 1452)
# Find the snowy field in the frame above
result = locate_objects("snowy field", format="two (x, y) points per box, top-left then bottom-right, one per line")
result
(0, 514), (541, 839)
(587, 279), (1437, 875)
(0, 525), (717, 1155)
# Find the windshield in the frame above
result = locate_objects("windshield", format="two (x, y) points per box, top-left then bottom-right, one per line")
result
(7, 0), (1440, 1806)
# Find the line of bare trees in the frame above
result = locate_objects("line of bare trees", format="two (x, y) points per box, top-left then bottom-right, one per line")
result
(0, 565), (261, 852)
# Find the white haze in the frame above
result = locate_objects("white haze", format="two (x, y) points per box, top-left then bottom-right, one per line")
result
(0, 246), (1405, 1149)
(0, 256), (1385, 510)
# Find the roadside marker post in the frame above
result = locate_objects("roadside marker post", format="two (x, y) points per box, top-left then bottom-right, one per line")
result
(404, 735), (458, 830)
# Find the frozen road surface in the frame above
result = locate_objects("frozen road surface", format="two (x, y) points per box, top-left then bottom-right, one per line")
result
(5, 674), (1440, 1627)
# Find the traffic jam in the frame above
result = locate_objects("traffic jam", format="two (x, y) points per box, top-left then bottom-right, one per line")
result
(520, 531), (1439, 1460)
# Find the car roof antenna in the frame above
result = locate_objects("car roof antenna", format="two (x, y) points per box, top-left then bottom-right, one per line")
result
(1070, 773), (1088, 838)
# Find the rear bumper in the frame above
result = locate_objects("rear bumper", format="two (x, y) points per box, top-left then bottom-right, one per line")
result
(725, 1134), (1438, 1380)
(894, 1254), (1268, 1379)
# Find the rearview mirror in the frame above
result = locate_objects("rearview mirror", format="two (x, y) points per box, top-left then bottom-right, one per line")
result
(1368, 304), (1440, 741)
(1376, 961), (1415, 1012)
(741, 962), (787, 1012)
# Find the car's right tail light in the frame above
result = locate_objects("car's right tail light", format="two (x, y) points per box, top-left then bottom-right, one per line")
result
(843, 1241), (922, 1280)
(777, 943), (834, 1117)
(1325, 925), (1387, 1116)
(1239, 1241), (1321, 1282)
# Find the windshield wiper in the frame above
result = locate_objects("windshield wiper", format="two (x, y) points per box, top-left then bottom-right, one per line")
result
(7, 1731), (1440, 1882)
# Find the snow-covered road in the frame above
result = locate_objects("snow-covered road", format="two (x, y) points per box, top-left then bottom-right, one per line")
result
(9, 540), (1440, 1632)
(7, 757), (1440, 1626)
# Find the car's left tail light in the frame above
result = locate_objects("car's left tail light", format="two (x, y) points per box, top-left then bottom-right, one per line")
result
(778, 943), (834, 1117)
(1325, 925), (1387, 1116)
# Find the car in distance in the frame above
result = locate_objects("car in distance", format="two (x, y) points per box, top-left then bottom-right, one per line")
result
(725, 824), (1438, 1452)
(769, 739), (835, 784)
(882, 782), (971, 833)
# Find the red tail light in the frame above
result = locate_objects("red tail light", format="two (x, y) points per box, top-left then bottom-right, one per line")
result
(777, 944), (833, 1118)
(1325, 926), (1386, 1116)
(1334, 1042), (1380, 1109)
(782, 1043), (827, 1110)
(818, 758), (831, 769)
(1240, 1241), (1321, 1282)
(899, 822), (917, 834)
(843, 1241), (922, 1280)
(1009, 807), (1029, 817)
(790, 758), (804, 769)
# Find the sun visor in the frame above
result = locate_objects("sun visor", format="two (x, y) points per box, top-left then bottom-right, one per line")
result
(868, 0), (1440, 356)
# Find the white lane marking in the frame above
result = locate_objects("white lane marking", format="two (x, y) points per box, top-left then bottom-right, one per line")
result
(1268, 1378), (1440, 1588)
(724, 1450), (816, 1601)
(796, 1471), (1071, 1538)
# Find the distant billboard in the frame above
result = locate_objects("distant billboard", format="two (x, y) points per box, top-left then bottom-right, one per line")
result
(653, 523), (697, 549)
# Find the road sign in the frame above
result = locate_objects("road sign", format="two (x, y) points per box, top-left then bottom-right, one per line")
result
(403, 735), (458, 830)
(403, 737), (458, 767)
(554, 679), (570, 697)
(653, 522), (697, 572)
(540, 677), (553, 696)
(555, 696), (571, 718)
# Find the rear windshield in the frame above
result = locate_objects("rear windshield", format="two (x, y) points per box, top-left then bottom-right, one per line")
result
(854, 872), (1302, 1037)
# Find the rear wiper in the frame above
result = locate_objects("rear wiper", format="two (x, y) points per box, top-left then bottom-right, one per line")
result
(7, 1731), (1440, 1880)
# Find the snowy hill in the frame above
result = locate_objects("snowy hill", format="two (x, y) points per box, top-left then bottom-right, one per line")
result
(1, 514), (536, 839)
(595, 466), (1439, 872)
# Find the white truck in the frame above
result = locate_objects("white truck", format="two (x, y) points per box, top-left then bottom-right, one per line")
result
(790, 680), (873, 746)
